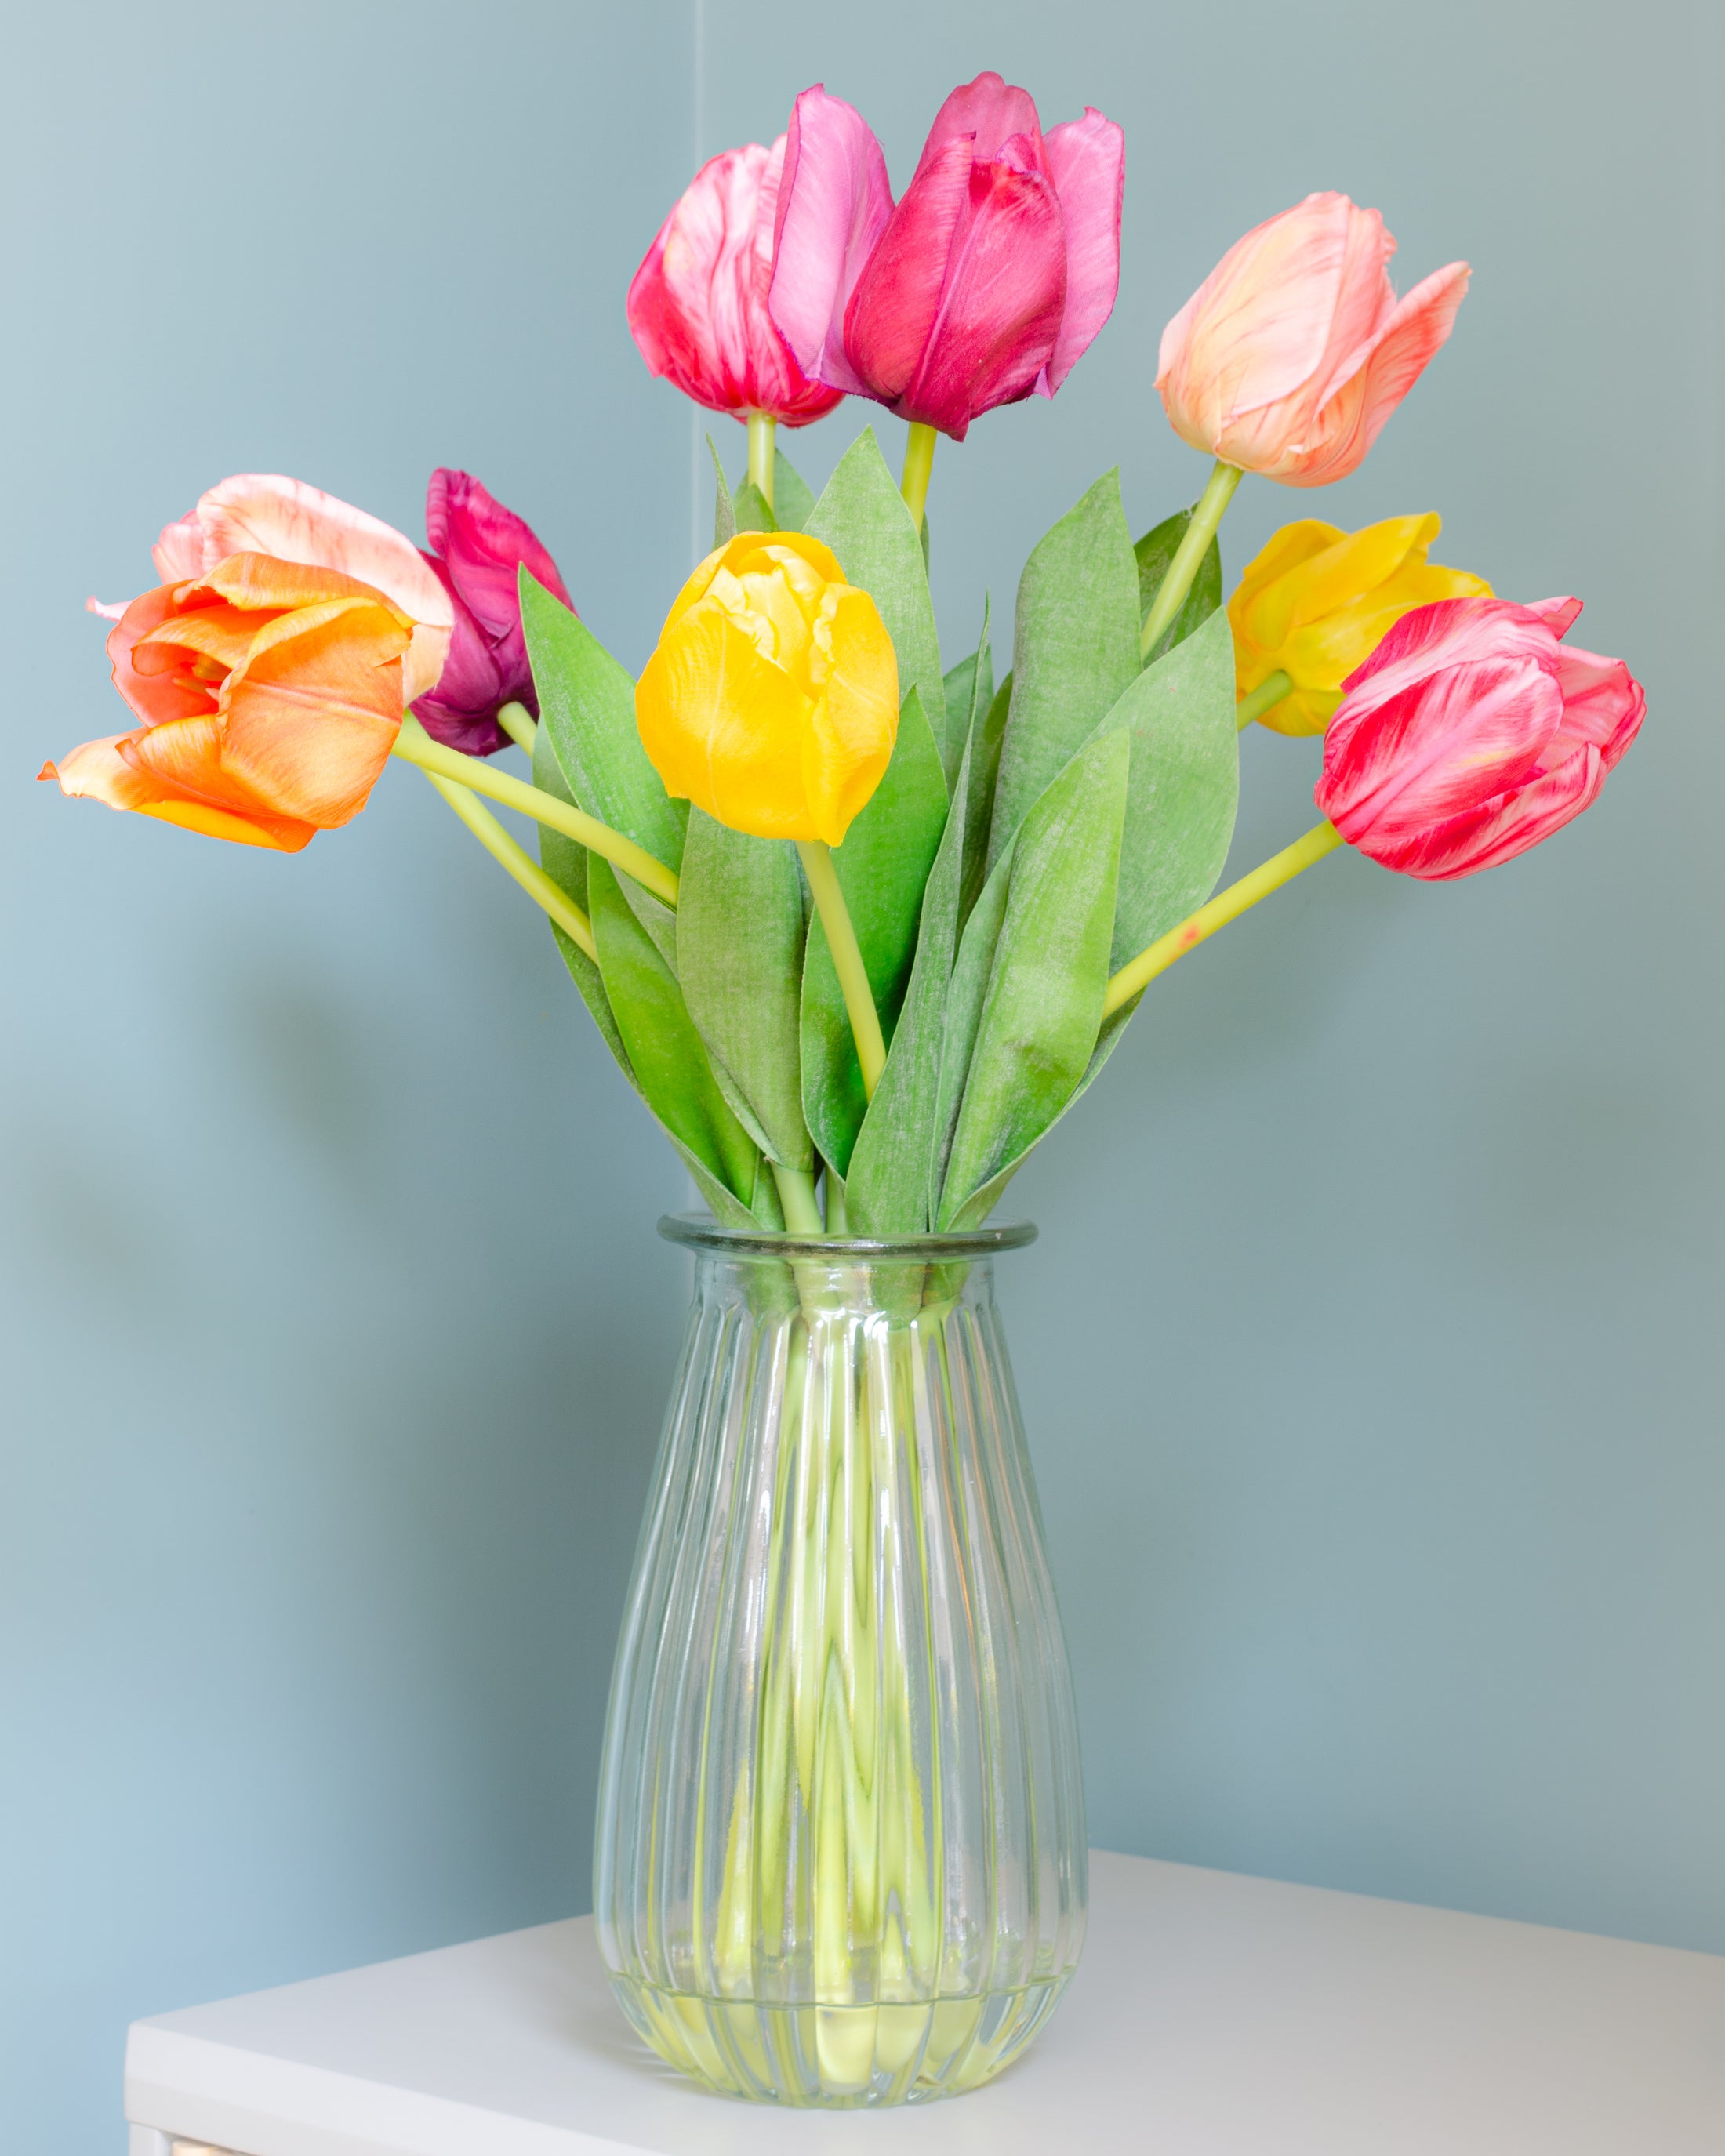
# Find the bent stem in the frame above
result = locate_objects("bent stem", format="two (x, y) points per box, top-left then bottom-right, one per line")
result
(746, 412), (776, 514)
(797, 838), (886, 1098)
(393, 714), (679, 907)
(1235, 671), (1293, 731)
(1102, 819), (1344, 1018)
(495, 699), (538, 753)
(419, 769), (597, 960)
(1140, 458), (1242, 659)
(900, 422), (937, 532)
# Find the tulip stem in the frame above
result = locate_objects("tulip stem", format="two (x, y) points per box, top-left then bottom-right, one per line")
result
(1236, 671), (1293, 730)
(771, 1161), (825, 1235)
(495, 700), (538, 753)
(392, 715), (679, 908)
(746, 412), (776, 514)
(900, 423), (938, 532)
(1141, 458), (1243, 659)
(797, 839), (886, 1098)
(1102, 818), (1343, 1018)
(419, 769), (597, 961)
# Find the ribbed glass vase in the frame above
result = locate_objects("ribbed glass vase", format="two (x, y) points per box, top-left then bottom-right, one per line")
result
(594, 1216), (1086, 2109)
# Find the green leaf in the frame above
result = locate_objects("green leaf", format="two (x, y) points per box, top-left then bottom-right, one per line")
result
(588, 854), (766, 1214)
(938, 726), (1131, 1229)
(804, 428), (944, 751)
(732, 479), (776, 534)
(708, 435), (735, 549)
(1102, 607), (1240, 971)
(845, 720), (981, 1236)
(532, 721), (635, 1081)
(1135, 505), (1224, 665)
(987, 470), (1139, 875)
(939, 596), (993, 792)
(772, 448), (815, 532)
(677, 811), (811, 1171)
(521, 569), (686, 875)
(959, 668), (1009, 935)
(927, 842), (1013, 1226)
(800, 684), (949, 1178)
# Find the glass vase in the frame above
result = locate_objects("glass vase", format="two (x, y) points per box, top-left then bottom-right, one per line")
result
(594, 1216), (1086, 2109)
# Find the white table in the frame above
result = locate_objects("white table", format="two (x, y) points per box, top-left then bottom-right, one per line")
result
(125, 1850), (1725, 2155)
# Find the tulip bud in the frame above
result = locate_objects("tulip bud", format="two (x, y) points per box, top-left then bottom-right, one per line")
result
(42, 554), (418, 851)
(769, 75), (1124, 441)
(1231, 514), (1491, 735)
(412, 469), (574, 757)
(1157, 194), (1469, 487)
(1316, 594), (1644, 879)
(635, 532), (899, 846)
(629, 140), (844, 428)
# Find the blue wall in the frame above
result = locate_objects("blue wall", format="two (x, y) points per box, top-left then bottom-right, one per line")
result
(3, 3), (1720, 2148)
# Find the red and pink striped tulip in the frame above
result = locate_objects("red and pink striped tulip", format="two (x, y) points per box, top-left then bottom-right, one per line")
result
(1316, 594), (1644, 878)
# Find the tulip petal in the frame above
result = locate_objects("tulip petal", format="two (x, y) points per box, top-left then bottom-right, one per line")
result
(1286, 261), (1470, 487)
(192, 474), (454, 633)
(151, 513), (205, 583)
(1040, 109), (1124, 395)
(107, 584), (223, 728)
(804, 585), (901, 845)
(1353, 742), (1607, 880)
(42, 730), (314, 850)
(1549, 641), (1646, 770)
(844, 135), (975, 408)
(768, 86), (895, 397)
(637, 599), (814, 840)
(85, 595), (128, 622)
(914, 71), (1044, 177)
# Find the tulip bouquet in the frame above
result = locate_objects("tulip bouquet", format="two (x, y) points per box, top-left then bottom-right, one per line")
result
(43, 70), (1647, 2108)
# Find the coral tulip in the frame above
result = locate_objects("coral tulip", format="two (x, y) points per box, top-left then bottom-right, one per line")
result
(635, 531), (898, 844)
(629, 140), (844, 427)
(768, 75), (1124, 440)
(413, 469), (574, 756)
(41, 554), (418, 851)
(1231, 514), (1491, 735)
(147, 473), (452, 699)
(1316, 594), (1644, 879)
(1157, 194), (1470, 487)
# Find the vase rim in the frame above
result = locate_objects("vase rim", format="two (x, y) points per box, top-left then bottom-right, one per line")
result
(658, 1212), (1037, 1260)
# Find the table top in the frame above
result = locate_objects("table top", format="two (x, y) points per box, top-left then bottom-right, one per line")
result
(126, 1850), (1725, 2155)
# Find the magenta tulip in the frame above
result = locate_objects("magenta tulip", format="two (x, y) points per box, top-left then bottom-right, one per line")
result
(413, 470), (573, 757)
(628, 140), (845, 428)
(768, 75), (1124, 441)
(1316, 594), (1644, 879)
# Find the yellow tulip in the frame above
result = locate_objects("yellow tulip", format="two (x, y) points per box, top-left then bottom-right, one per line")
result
(1229, 513), (1491, 735)
(635, 531), (899, 844)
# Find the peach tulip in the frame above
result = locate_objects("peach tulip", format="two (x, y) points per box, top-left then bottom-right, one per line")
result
(42, 554), (418, 851)
(1315, 594), (1644, 878)
(1157, 194), (1469, 487)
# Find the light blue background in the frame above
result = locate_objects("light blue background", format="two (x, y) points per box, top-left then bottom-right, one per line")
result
(3, 2), (1720, 2148)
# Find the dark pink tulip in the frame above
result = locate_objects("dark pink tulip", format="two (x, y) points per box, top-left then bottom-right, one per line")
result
(628, 140), (844, 427)
(1316, 594), (1644, 879)
(414, 470), (573, 757)
(769, 75), (1124, 441)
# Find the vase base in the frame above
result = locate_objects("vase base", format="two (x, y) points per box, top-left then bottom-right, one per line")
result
(608, 1971), (1073, 2107)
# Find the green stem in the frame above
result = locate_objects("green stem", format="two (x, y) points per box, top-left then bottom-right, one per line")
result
(419, 769), (597, 960)
(1235, 670), (1293, 731)
(1102, 819), (1343, 1018)
(899, 422), (937, 532)
(495, 699), (537, 753)
(772, 1161), (825, 1235)
(797, 838), (885, 1098)
(1140, 458), (1242, 659)
(823, 1170), (848, 1236)
(393, 714), (678, 908)
(747, 412), (776, 514)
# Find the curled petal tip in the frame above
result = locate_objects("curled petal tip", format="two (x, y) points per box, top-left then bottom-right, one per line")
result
(85, 595), (128, 621)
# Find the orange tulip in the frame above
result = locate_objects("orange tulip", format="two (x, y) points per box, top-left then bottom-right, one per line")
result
(42, 554), (418, 851)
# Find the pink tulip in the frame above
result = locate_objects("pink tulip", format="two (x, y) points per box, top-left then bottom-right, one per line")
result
(628, 140), (844, 427)
(1157, 193), (1470, 487)
(1315, 594), (1644, 879)
(413, 470), (574, 756)
(768, 75), (1124, 441)
(144, 473), (453, 700)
